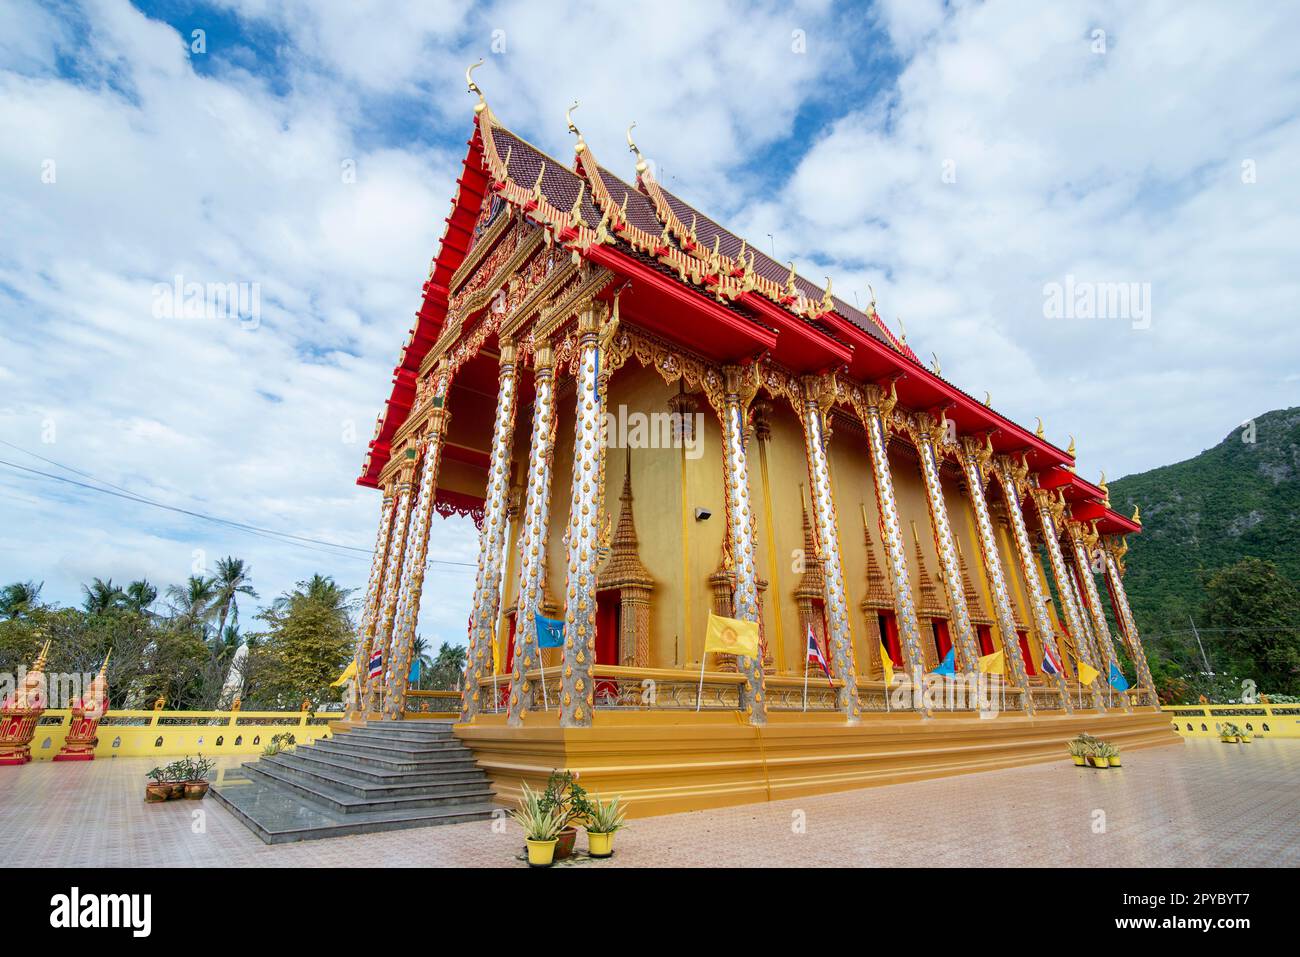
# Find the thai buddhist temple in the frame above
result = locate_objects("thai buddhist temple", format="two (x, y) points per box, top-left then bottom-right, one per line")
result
(342, 68), (1179, 816)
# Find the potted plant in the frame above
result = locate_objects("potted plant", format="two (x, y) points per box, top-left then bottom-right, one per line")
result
(184, 755), (216, 799)
(1096, 741), (1119, 768)
(1219, 721), (1242, 743)
(145, 767), (171, 803)
(585, 795), (626, 858)
(1066, 738), (1089, 766)
(510, 783), (563, 867)
(539, 770), (594, 860)
(166, 759), (188, 798)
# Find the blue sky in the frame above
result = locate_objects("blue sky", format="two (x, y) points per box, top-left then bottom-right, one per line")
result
(2, 0), (1297, 642)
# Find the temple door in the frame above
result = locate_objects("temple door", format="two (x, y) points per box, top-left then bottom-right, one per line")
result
(1017, 629), (1037, 676)
(879, 612), (903, 668)
(594, 591), (620, 703)
(931, 619), (952, 663)
(976, 624), (995, 656)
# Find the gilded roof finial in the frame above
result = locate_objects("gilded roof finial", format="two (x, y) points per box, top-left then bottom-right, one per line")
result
(1066, 434), (1076, 458)
(785, 261), (797, 297)
(466, 59), (487, 115)
(99, 647), (112, 677)
(866, 283), (878, 316)
(895, 315), (907, 344)
(566, 100), (586, 154)
(930, 352), (941, 376)
(1131, 503), (1141, 526)
(983, 390), (992, 407)
(626, 122), (648, 175)
(1035, 416), (1046, 439)
(32, 637), (51, 673)
(820, 276), (834, 313)
(531, 161), (546, 205)
(569, 181), (586, 227)
(1098, 471), (1110, 506)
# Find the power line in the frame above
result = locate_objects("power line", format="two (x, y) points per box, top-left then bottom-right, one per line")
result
(0, 456), (476, 568)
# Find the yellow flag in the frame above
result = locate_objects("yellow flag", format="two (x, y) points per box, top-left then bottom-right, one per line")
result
(879, 641), (895, 685)
(491, 625), (501, 675)
(1076, 660), (1100, 685)
(978, 650), (1005, 675)
(705, 612), (760, 659)
(330, 660), (357, 687)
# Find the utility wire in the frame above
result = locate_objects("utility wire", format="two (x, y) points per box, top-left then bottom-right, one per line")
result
(0, 455), (476, 568)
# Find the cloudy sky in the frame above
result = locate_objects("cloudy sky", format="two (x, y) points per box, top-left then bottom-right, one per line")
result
(2, 0), (1297, 639)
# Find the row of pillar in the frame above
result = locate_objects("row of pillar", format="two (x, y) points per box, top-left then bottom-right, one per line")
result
(351, 304), (1154, 724)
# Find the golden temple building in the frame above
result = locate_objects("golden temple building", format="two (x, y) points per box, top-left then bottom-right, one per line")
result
(343, 70), (1179, 816)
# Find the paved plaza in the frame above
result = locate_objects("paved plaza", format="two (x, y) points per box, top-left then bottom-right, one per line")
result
(2, 739), (1296, 867)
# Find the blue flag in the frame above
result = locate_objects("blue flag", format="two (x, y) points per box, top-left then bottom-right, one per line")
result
(408, 658), (421, 683)
(931, 647), (956, 676)
(1108, 663), (1129, 691)
(536, 613), (565, 648)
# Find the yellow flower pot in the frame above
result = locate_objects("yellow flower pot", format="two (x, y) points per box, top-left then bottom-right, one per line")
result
(1108, 755), (1121, 767)
(1072, 755), (1086, 766)
(1241, 736), (1252, 744)
(526, 838), (558, 867)
(1090, 756), (1109, 769)
(587, 831), (616, 858)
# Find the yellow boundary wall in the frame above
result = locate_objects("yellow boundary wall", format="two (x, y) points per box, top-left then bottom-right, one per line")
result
(25, 708), (336, 760)
(1163, 703), (1300, 739)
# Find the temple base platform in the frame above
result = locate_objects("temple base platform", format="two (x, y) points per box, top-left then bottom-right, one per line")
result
(455, 706), (1181, 818)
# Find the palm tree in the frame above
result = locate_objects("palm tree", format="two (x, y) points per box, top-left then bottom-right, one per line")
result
(411, 635), (434, 688)
(0, 581), (43, 619)
(166, 576), (217, 628)
(123, 579), (158, 616)
(82, 578), (126, 614)
(209, 557), (258, 645)
(275, 574), (351, 618)
(432, 642), (467, 690)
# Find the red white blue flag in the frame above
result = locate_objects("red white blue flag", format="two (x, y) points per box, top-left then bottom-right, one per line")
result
(368, 647), (384, 680)
(806, 625), (831, 679)
(1041, 643), (1063, 677)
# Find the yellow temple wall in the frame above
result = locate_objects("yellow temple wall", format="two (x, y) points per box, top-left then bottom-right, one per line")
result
(827, 418), (881, 676)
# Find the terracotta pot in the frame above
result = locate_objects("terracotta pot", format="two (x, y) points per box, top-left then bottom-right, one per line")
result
(554, 827), (578, 860)
(145, 783), (170, 803)
(169, 782), (186, 799)
(184, 781), (209, 800)
(526, 839), (557, 867)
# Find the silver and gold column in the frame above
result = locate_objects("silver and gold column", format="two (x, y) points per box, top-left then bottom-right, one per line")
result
(382, 363), (453, 718)
(797, 375), (859, 718)
(711, 363), (767, 724)
(1102, 537), (1157, 705)
(507, 341), (558, 726)
(349, 489), (395, 717)
(362, 464), (416, 715)
(851, 385), (927, 692)
(1029, 487), (1107, 712)
(992, 455), (1072, 711)
(1065, 520), (1129, 712)
(460, 339), (520, 722)
(956, 436), (1032, 710)
(559, 305), (608, 728)
(911, 413), (980, 673)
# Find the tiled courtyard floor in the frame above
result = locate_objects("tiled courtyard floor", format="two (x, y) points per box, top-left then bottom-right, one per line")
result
(2, 738), (1296, 867)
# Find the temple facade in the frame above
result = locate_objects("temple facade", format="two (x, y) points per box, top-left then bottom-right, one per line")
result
(343, 72), (1175, 814)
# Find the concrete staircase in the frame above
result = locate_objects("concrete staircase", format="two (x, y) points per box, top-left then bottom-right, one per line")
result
(212, 720), (496, 844)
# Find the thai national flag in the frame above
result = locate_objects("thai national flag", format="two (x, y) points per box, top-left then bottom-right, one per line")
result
(806, 626), (831, 679)
(368, 647), (384, 680)
(1041, 643), (1063, 677)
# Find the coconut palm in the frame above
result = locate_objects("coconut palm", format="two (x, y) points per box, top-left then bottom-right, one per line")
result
(82, 578), (126, 614)
(209, 557), (258, 644)
(123, 579), (159, 616)
(166, 575), (217, 628)
(0, 580), (43, 619)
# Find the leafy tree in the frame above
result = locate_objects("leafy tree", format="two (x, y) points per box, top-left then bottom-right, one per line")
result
(242, 576), (354, 708)
(1201, 558), (1300, 695)
(0, 580), (43, 619)
(166, 575), (217, 627)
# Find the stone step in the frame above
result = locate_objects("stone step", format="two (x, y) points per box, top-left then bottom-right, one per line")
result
(264, 752), (488, 797)
(317, 736), (467, 760)
(345, 725), (458, 745)
(306, 740), (479, 773)
(242, 760), (495, 814)
(282, 747), (484, 785)
(211, 773), (496, 844)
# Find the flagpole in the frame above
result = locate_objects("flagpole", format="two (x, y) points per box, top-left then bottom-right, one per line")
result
(695, 653), (707, 712)
(802, 650), (809, 713)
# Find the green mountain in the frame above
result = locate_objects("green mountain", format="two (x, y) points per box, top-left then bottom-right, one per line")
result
(1108, 406), (1300, 649)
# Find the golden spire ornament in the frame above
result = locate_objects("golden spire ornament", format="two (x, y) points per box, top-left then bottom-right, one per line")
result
(566, 100), (586, 154)
(466, 59), (486, 114)
(1035, 416), (1046, 439)
(627, 122), (648, 175)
